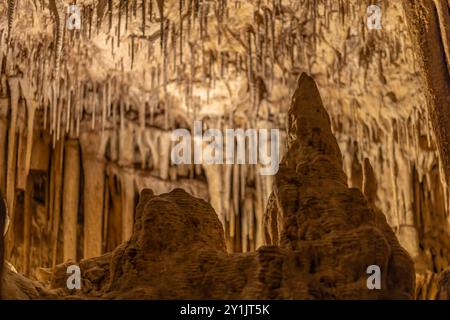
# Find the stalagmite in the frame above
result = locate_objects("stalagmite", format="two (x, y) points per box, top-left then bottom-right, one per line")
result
(62, 139), (81, 262)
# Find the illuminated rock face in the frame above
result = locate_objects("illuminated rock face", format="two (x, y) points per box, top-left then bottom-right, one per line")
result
(0, 0), (449, 299)
(40, 74), (414, 300)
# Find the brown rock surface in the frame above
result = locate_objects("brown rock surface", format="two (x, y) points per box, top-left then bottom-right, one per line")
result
(1, 263), (53, 299)
(2, 0), (448, 277)
(41, 74), (415, 299)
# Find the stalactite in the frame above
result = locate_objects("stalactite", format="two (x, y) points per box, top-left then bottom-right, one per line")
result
(163, 31), (169, 129)
(88, 5), (93, 39)
(118, 0), (123, 47)
(125, 0), (130, 31)
(7, 0), (16, 41)
(108, 0), (113, 31)
(50, 138), (64, 268)
(179, 0), (184, 64)
(5, 78), (20, 245)
(133, 0), (138, 17)
(157, 0), (164, 50)
(149, 0), (153, 22)
(142, 0), (146, 35)
(49, 0), (65, 76)
(246, 26), (254, 109)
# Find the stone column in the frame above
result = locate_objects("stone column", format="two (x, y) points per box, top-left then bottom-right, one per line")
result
(62, 139), (81, 261)
(80, 131), (107, 259)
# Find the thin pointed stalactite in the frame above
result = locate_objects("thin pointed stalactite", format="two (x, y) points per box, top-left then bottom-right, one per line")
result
(49, 0), (65, 78)
(142, 0), (146, 35)
(179, 0), (183, 64)
(7, 0), (15, 42)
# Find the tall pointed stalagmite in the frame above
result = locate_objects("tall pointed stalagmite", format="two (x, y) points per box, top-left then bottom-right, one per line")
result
(264, 73), (415, 299)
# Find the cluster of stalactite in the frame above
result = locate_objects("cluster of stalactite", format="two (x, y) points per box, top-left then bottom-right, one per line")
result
(1, 0), (450, 284)
(0, 119), (212, 276)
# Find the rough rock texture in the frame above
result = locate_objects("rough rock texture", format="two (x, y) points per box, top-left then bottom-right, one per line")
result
(436, 268), (450, 299)
(416, 267), (450, 300)
(1, 263), (53, 299)
(402, 0), (450, 181)
(34, 74), (414, 300)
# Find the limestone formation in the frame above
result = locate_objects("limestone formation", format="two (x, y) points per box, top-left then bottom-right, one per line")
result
(30, 73), (414, 300)
(0, 0), (449, 300)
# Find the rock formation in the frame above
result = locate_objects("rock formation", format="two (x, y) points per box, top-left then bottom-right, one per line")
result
(0, 0), (449, 300)
(2, 1), (449, 269)
(2, 73), (412, 300)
